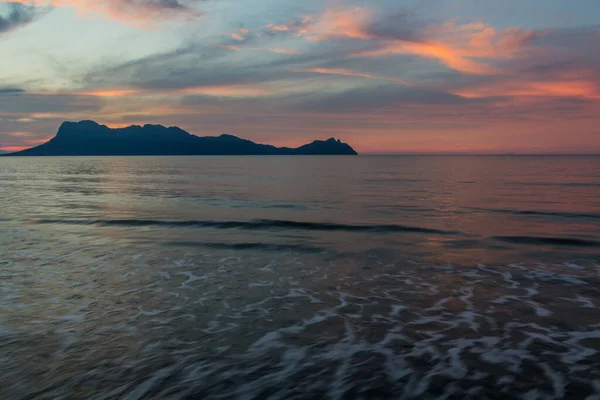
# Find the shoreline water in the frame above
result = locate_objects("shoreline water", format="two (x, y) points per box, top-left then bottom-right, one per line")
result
(1, 155), (599, 399)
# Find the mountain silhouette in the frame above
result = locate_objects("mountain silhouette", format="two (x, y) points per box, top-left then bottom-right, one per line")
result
(9, 121), (358, 156)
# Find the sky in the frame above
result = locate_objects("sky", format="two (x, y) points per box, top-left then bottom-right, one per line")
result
(0, 0), (599, 154)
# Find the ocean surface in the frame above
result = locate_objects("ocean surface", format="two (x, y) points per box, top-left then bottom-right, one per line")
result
(1, 155), (599, 399)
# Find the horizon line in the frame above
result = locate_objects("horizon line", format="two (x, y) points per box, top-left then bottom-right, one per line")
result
(359, 152), (600, 156)
(2, 149), (600, 156)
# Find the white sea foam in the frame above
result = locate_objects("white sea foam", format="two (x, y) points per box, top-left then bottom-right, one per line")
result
(2, 227), (600, 399)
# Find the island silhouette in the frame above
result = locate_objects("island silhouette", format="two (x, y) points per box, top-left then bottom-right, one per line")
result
(8, 120), (357, 156)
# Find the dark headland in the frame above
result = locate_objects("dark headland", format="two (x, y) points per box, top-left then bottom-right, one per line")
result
(8, 120), (358, 156)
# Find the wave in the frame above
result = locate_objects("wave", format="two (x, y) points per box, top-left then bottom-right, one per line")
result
(471, 208), (600, 220)
(35, 218), (456, 235)
(492, 236), (600, 248)
(163, 241), (327, 253)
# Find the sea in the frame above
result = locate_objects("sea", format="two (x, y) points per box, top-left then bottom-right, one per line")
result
(1, 155), (599, 400)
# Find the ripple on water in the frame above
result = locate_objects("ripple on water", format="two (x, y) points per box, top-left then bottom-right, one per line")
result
(1, 229), (600, 399)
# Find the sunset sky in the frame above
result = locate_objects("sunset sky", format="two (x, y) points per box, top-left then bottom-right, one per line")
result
(1, 0), (599, 153)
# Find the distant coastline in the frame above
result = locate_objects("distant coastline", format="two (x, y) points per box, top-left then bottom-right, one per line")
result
(6, 121), (358, 156)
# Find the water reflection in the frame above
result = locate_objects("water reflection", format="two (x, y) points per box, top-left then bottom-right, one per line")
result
(0, 156), (599, 264)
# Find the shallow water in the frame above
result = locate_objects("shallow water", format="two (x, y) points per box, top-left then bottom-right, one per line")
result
(1, 155), (599, 399)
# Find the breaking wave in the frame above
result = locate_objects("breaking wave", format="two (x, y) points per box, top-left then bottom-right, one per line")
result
(35, 218), (458, 235)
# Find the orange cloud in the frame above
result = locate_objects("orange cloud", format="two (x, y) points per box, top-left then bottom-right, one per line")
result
(357, 41), (496, 74)
(287, 6), (535, 74)
(421, 22), (534, 57)
(0, 136), (51, 152)
(178, 84), (276, 97)
(4, 0), (202, 24)
(0, 146), (28, 152)
(454, 80), (600, 99)
(104, 122), (138, 128)
(79, 89), (138, 97)
(27, 89), (138, 99)
(295, 68), (409, 85)
(6, 131), (32, 137)
(355, 21), (535, 74)
(300, 6), (372, 41)
(29, 82), (289, 102)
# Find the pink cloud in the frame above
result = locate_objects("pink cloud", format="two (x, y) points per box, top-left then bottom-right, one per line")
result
(264, 8), (371, 40)
(263, 48), (302, 55)
(295, 68), (409, 85)
(266, 24), (289, 32)
(218, 44), (242, 51)
(217, 43), (301, 55)
(300, 6), (372, 41)
(230, 28), (249, 41)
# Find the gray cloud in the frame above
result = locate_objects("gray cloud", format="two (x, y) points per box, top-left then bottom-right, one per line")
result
(0, 93), (102, 114)
(139, 0), (189, 10)
(76, 23), (498, 119)
(533, 25), (600, 48)
(111, 0), (201, 14)
(81, 39), (356, 91)
(363, 11), (425, 42)
(0, 87), (25, 95)
(292, 84), (479, 114)
(179, 81), (487, 117)
(0, 3), (38, 34)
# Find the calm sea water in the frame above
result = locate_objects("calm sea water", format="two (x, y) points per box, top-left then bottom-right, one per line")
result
(1, 155), (599, 399)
